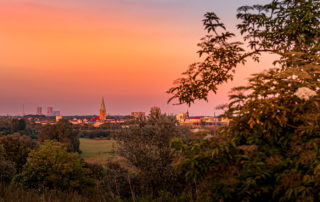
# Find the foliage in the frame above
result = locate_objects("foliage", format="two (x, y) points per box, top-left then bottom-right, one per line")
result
(39, 119), (80, 152)
(79, 129), (110, 139)
(0, 183), (192, 202)
(99, 160), (138, 200)
(10, 119), (26, 133)
(168, 0), (320, 105)
(14, 140), (95, 193)
(115, 113), (190, 196)
(0, 133), (38, 173)
(76, 122), (123, 139)
(169, 0), (320, 201)
(22, 119), (42, 139)
(172, 56), (320, 201)
(0, 145), (16, 183)
(0, 183), (107, 202)
(0, 119), (9, 135)
(0, 118), (37, 137)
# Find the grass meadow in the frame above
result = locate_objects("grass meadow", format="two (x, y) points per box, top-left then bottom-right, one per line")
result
(79, 138), (115, 164)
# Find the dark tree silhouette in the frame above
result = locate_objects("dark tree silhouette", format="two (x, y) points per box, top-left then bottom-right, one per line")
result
(39, 119), (80, 153)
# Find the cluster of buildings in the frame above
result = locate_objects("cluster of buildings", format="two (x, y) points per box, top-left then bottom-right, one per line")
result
(95, 98), (230, 130)
(27, 98), (231, 130)
(131, 106), (161, 119)
(176, 112), (231, 129)
(36, 106), (60, 116)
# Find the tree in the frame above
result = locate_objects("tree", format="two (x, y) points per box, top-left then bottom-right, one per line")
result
(168, 0), (320, 105)
(39, 119), (80, 153)
(10, 119), (26, 133)
(0, 133), (38, 173)
(115, 113), (190, 196)
(14, 140), (94, 193)
(100, 160), (138, 199)
(169, 0), (320, 201)
(0, 119), (11, 135)
(172, 57), (320, 200)
(0, 145), (16, 183)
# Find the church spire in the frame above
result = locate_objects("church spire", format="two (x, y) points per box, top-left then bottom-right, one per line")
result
(100, 97), (106, 111)
(99, 97), (107, 121)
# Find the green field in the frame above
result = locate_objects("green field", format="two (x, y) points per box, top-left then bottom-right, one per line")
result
(80, 138), (115, 164)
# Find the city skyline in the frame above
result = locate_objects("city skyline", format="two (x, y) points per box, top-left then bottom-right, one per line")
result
(3, 100), (214, 116)
(0, 0), (273, 116)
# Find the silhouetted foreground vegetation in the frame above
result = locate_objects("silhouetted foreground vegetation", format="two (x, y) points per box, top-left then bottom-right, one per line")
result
(167, 0), (320, 201)
(1, 0), (320, 201)
(0, 183), (193, 202)
(0, 114), (192, 201)
(0, 184), (103, 202)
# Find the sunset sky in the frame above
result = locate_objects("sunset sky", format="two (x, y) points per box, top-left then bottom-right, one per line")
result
(0, 0), (273, 116)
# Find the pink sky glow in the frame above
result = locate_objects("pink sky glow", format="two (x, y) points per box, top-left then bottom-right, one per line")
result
(0, 0), (274, 116)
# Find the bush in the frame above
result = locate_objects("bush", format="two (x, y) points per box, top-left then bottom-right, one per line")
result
(0, 134), (38, 173)
(10, 119), (26, 133)
(116, 113), (190, 196)
(79, 129), (110, 139)
(0, 145), (16, 183)
(0, 184), (105, 202)
(168, 0), (320, 201)
(39, 119), (80, 152)
(100, 160), (138, 200)
(14, 140), (95, 193)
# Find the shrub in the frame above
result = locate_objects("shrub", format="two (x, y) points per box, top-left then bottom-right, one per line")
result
(168, 0), (320, 201)
(39, 119), (80, 152)
(79, 129), (110, 139)
(0, 133), (38, 173)
(100, 160), (138, 200)
(116, 113), (190, 196)
(0, 145), (16, 183)
(10, 119), (26, 133)
(0, 184), (105, 202)
(14, 140), (95, 193)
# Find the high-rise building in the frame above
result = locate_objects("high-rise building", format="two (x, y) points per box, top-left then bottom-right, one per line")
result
(47, 107), (53, 116)
(99, 98), (107, 121)
(36, 106), (42, 115)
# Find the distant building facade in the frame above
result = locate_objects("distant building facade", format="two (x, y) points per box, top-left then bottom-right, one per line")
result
(99, 98), (107, 121)
(47, 107), (53, 116)
(56, 116), (62, 122)
(176, 112), (231, 129)
(53, 111), (60, 116)
(176, 111), (189, 122)
(36, 106), (42, 115)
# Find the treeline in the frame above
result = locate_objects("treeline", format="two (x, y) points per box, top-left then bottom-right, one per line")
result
(0, 113), (194, 201)
(0, 118), (40, 139)
(78, 129), (110, 139)
(0, 117), (124, 140)
(76, 123), (122, 139)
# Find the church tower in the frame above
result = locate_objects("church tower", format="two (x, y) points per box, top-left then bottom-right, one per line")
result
(99, 97), (107, 121)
